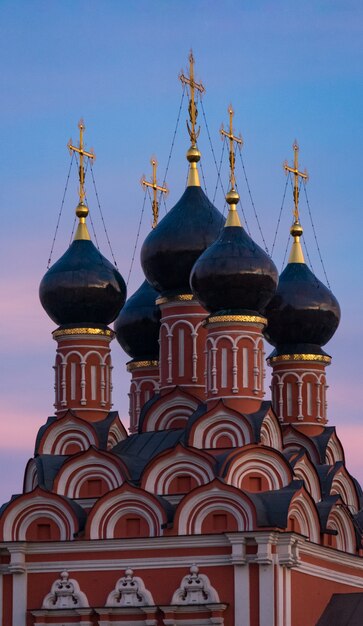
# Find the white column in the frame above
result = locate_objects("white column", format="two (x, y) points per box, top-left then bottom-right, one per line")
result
(211, 347), (218, 394)
(297, 380), (303, 420)
(228, 536), (249, 626)
(256, 535), (275, 626)
(316, 381), (322, 420)
(167, 333), (173, 383)
(192, 330), (198, 382)
(61, 362), (67, 406)
(100, 363), (106, 406)
(9, 547), (27, 626)
(232, 346), (238, 393)
(80, 360), (86, 405)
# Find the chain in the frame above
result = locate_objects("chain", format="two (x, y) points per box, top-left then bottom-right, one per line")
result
(303, 181), (331, 288)
(90, 162), (118, 268)
(238, 145), (269, 254)
(47, 152), (74, 268)
(212, 136), (226, 204)
(271, 172), (290, 257)
(126, 188), (147, 286)
(158, 84), (186, 212)
(281, 232), (290, 271)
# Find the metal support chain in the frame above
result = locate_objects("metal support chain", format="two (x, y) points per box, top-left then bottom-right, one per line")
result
(199, 96), (228, 202)
(303, 182), (331, 288)
(281, 232), (291, 271)
(235, 180), (251, 235)
(271, 173), (290, 257)
(90, 162), (119, 268)
(301, 233), (315, 274)
(198, 157), (208, 196)
(238, 145), (269, 254)
(212, 136), (226, 204)
(158, 85), (186, 212)
(126, 187), (148, 286)
(47, 152), (75, 268)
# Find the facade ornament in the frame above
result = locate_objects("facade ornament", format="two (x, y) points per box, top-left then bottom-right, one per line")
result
(106, 568), (155, 607)
(41, 571), (89, 608)
(171, 564), (220, 605)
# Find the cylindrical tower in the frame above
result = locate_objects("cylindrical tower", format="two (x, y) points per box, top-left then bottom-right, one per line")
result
(190, 107), (278, 413)
(140, 56), (224, 402)
(114, 279), (161, 433)
(264, 144), (340, 434)
(39, 121), (126, 422)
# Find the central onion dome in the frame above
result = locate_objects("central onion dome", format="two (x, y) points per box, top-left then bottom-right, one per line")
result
(39, 202), (126, 327)
(114, 279), (160, 361)
(190, 190), (278, 315)
(140, 148), (225, 297)
(264, 220), (340, 355)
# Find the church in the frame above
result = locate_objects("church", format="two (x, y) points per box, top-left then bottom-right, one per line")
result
(0, 54), (362, 626)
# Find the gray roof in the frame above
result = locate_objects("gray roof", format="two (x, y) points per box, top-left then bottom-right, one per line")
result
(316, 593), (363, 626)
(113, 429), (186, 481)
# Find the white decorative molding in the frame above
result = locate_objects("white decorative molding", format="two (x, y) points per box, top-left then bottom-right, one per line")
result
(41, 570), (89, 608)
(171, 564), (220, 604)
(106, 568), (155, 607)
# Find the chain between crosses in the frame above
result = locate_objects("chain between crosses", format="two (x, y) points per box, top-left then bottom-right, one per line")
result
(220, 105), (243, 191)
(284, 141), (308, 222)
(179, 50), (205, 146)
(141, 158), (168, 229)
(68, 120), (95, 204)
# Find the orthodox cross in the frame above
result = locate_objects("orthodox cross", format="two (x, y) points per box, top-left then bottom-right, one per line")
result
(220, 105), (243, 190)
(179, 51), (205, 146)
(284, 141), (308, 222)
(68, 120), (95, 204)
(141, 157), (168, 229)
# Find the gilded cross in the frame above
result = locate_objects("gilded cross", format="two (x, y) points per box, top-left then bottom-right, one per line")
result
(141, 157), (168, 229)
(284, 141), (308, 222)
(179, 51), (205, 146)
(68, 120), (95, 204)
(220, 105), (243, 190)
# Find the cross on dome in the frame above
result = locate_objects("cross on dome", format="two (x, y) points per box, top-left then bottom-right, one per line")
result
(67, 120), (95, 241)
(141, 157), (168, 229)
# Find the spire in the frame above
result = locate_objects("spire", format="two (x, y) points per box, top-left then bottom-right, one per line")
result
(141, 157), (168, 229)
(179, 51), (205, 187)
(220, 105), (243, 227)
(284, 141), (308, 264)
(68, 120), (95, 241)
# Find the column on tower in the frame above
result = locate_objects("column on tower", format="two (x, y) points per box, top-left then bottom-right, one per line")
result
(39, 121), (126, 423)
(115, 279), (161, 433)
(264, 143), (340, 434)
(190, 107), (278, 414)
(140, 52), (225, 403)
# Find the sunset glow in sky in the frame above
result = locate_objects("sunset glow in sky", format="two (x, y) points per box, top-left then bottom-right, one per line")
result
(0, 1), (362, 504)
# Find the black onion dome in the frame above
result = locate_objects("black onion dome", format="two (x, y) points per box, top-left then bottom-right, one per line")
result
(140, 186), (224, 296)
(264, 262), (341, 354)
(114, 279), (161, 361)
(190, 225), (278, 315)
(39, 239), (126, 326)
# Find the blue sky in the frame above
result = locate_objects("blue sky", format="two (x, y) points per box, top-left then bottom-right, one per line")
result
(0, 1), (362, 503)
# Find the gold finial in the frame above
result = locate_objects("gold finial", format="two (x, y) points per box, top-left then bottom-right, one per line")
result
(68, 120), (95, 240)
(179, 50), (205, 186)
(220, 105), (243, 227)
(141, 157), (168, 229)
(284, 141), (308, 264)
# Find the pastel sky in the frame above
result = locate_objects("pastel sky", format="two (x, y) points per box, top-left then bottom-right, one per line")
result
(0, 1), (362, 504)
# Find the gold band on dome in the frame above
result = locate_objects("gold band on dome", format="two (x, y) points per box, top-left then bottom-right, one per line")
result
(156, 294), (195, 305)
(268, 353), (331, 365)
(127, 360), (159, 372)
(53, 327), (114, 338)
(206, 314), (267, 325)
